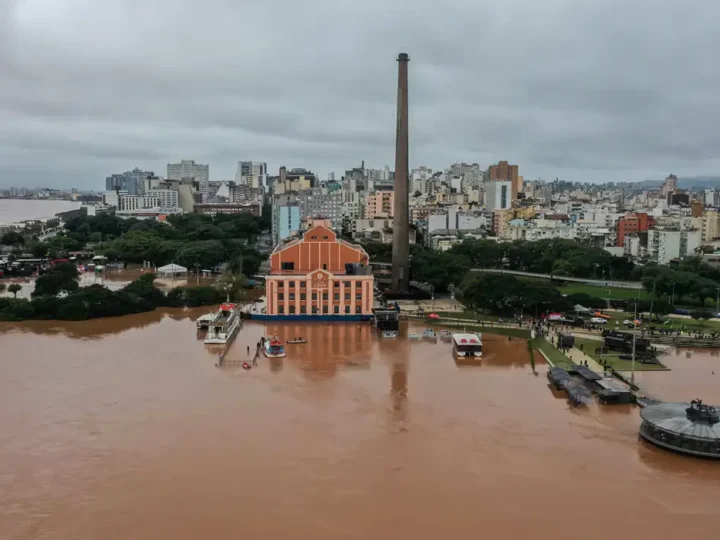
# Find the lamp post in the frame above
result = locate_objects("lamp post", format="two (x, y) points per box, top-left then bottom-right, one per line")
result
(649, 281), (656, 322)
(631, 299), (637, 385)
(671, 281), (676, 305)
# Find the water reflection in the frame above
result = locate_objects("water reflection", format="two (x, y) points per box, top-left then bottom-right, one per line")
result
(4, 315), (720, 539)
(0, 308), (206, 339)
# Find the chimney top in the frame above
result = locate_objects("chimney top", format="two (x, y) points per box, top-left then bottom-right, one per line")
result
(397, 53), (410, 62)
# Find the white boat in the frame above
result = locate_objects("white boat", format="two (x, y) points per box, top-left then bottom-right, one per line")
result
(263, 339), (286, 358)
(382, 331), (398, 338)
(408, 333), (422, 341)
(422, 328), (438, 342)
(452, 333), (483, 358)
(204, 303), (241, 345)
(440, 330), (453, 342)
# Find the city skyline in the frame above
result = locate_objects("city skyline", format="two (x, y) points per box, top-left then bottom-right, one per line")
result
(3, 0), (720, 189)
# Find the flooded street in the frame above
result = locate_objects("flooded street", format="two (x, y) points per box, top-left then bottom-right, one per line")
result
(1, 313), (719, 539)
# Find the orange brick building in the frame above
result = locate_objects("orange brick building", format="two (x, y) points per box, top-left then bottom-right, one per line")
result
(616, 212), (655, 247)
(265, 225), (374, 319)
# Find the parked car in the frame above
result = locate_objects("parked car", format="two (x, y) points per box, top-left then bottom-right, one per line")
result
(590, 317), (608, 324)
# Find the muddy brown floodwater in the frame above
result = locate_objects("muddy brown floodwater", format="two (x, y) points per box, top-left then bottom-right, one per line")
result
(1, 313), (719, 539)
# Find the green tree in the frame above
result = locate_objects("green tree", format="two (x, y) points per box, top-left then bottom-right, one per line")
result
(411, 251), (471, 292)
(216, 271), (248, 303)
(32, 264), (79, 298)
(8, 284), (22, 298)
(0, 283), (6, 292)
(1, 231), (24, 247)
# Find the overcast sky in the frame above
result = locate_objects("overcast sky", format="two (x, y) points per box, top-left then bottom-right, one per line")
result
(2, 0), (719, 189)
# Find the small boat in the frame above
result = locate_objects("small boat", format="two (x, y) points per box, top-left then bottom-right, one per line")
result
(204, 303), (241, 345)
(440, 330), (453, 342)
(422, 328), (438, 342)
(382, 331), (398, 338)
(287, 338), (307, 344)
(263, 339), (286, 358)
(408, 333), (422, 341)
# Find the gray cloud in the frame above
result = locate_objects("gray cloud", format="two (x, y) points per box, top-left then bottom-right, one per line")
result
(2, 0), (720, 188)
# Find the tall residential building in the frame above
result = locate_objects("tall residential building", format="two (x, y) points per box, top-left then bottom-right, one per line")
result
(278, 205), (301, 243)
(236, 161), (268, 190)
(167, 160), (209, 200)
(616, 212), (655, 247)
(365, 190), (395, 218)
(485, 180), (512, 212)
(489, 161), (520, 200)
(448, 162), (482, 189)
(427, 206), (486, 233)
(105, 168), (156, 195)
(705, 189), (720, 207)
(702, 210), (720, 243)
(647, 228), (701, 265)
(272, 190), (343, 243)
(265, 224), (374, 318)
(272, 195), (301, 244)
(662, 174), (678, 197)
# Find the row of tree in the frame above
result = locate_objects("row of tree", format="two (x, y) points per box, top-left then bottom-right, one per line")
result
(0, 267), (230, 322)
(355, 237), (720, 305)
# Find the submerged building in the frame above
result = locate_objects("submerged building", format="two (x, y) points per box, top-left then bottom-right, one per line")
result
(264, 224), (374, 320)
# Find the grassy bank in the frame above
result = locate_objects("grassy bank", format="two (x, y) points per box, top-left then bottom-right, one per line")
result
(556, 282), (648, 300)
(572, 337), (668, 371)
(532, 337), (574, 369)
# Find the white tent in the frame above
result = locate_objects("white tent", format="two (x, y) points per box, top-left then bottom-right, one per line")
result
(574, 304), (591, 314)
(157, 263), (188, 277)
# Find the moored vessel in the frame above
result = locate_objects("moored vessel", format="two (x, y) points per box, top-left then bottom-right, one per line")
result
(452, 333), (482, 357)
(263, 338), (286, 358)
(204, 303), (241, 345)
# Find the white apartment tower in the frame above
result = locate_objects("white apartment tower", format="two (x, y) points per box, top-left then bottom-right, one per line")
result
(167, 160), (209, 200)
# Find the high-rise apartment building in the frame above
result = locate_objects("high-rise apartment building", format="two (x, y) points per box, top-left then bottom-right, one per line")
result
(647, 228), (700, 265)
(662, 174), (678, 197)
(702, 211), (720, 243)
(365, 190), (395, 218)
(448, 162), (482, 189)
(616, 212), (655, 247)
(489, 161), (521, 200)
(236, 161), (268, 190)
(105, 168), (156, 195)
(485, 180), (512, 212)
(167, 160), (209, 200)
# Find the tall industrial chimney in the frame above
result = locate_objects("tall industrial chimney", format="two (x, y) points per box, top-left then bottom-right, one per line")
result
(391, 53), (410, 293)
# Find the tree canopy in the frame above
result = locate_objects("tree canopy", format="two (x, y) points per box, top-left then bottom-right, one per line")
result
(43, 213), (266, 274)
(0, 275), (224, 321)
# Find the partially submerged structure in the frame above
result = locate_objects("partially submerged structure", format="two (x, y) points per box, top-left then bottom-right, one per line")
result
(639, 399), (720, 459)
